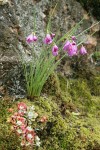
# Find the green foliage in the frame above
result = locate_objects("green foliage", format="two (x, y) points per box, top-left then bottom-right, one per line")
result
(23, 49), (57, 97)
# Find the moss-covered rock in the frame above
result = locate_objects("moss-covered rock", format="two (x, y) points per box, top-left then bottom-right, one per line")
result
(0, 94), (100, 150)
(68, 79), (92, 110)
(0, 73), (100, 150)
(0, 99), (21, 150)
(42, 73), (61, 96)
(88, 76), (100, 96)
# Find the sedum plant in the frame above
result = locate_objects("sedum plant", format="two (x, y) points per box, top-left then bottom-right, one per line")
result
(8, 102), (47, 148)
(21, 8), (99, 98)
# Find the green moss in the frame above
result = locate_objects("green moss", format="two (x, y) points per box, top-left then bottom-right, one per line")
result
(33, 96), (60, 119)
(88, 76), (100, 96)
(68, 79), (92, 110)
(0, 95), (100, 150)
(0, 74), (100, 150)
(57, 74), (72, 102)
(0, 127), (20, 150)
(0, 99), (21, 150)
(43, 73), (61, 96)
(58, 74), (68, 92)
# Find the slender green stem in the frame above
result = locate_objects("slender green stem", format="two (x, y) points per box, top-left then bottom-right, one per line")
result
(76, 21), (100, 38)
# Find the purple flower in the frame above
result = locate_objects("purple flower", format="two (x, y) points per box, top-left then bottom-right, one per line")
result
(51, 33), (55, 39)
(72, 41), (76, 45)
(44, 34), (53, 44)
(26, 34), (37, 43)
(63, 41), (71, 51)
(52, 45), (58, 56)
(33, 35), (38, 42)
(72, 36), (76, 41)
(67, 42), (77, 57)
(80, 46), (87, 55)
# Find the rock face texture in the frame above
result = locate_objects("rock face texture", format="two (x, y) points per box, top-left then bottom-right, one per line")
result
(0, 0), (99, 96)
(0, 1), (29, 96)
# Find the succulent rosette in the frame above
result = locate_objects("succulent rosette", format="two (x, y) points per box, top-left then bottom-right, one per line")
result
(9, 102), (47, 148)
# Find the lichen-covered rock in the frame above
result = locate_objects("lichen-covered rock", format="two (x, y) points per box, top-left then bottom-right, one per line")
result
(0, 0), (8, 5)
(0, 1), (29, 96)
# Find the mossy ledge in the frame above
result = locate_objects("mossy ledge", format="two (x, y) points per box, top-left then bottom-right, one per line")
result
(0, 73), (100, 150)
